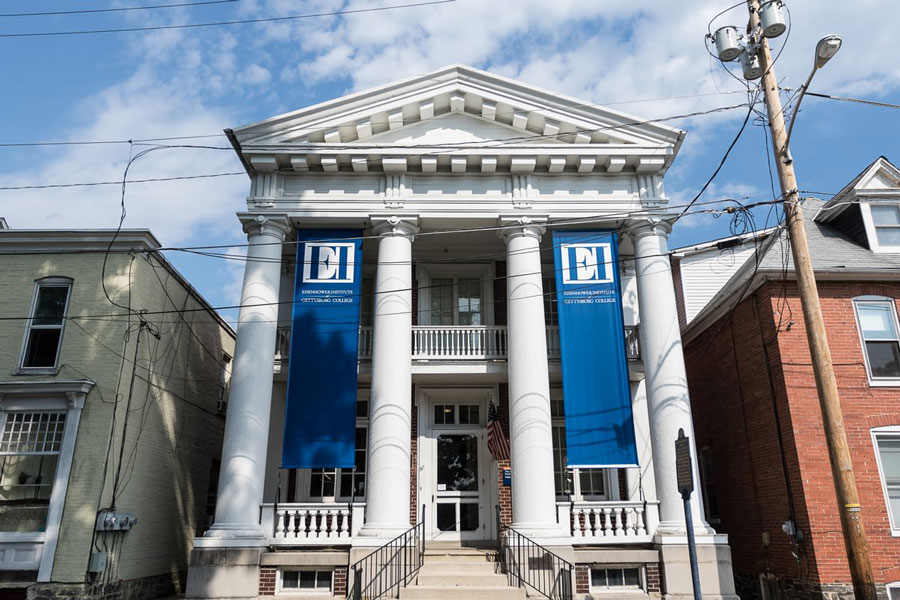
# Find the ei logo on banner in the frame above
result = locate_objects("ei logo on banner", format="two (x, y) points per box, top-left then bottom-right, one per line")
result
(302, 242), (356, 283)
(560, 243), (614, 285)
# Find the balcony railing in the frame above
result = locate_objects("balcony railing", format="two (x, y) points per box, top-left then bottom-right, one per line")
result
(557, 501), (653, 544)
(261, 502), (365, 545)
(275, 325), (640, 365)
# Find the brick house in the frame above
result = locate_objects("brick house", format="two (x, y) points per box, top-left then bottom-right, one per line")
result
(675, 157), (900, 600)
(0, 222), (234, 599)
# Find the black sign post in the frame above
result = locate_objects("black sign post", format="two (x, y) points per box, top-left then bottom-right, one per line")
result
(675, 428), (702, 600)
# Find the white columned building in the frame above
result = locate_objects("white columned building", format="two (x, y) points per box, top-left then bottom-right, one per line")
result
(186, 65), (738, 600)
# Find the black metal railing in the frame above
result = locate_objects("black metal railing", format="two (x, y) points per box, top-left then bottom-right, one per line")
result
(500, 524), (573, 600)
(348, 506), (425, 600)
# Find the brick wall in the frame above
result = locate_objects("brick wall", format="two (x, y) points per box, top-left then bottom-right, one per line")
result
(685, 280), (900, 594)
(258, 566), (276, 596)
(410, 385), (418, 525)
(646, 562), (662, 594)
(575, 565), (589, 594)
(333, 566), (348, 596)
(497, 383), (513, 529)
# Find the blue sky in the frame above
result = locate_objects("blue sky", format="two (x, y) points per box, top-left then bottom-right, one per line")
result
(1, 0), (898, 324)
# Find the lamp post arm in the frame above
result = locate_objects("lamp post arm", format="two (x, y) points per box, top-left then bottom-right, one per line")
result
(782, 66), (817, 164)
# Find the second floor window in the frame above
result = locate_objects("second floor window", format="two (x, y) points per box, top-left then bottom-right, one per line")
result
(431, 277), (482, 325)
(21, 278), (72, 371)
(854, 298), (900, 380)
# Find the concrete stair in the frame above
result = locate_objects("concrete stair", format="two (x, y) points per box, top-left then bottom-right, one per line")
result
(399, 546), (525, 600)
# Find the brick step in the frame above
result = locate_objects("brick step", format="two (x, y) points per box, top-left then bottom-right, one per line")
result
(399, 585), (526, 600)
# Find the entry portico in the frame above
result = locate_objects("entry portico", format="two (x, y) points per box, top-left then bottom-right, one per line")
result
(186, 64), (737, 600)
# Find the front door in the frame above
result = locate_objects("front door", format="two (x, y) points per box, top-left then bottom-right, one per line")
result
(420, 395), (494, 541)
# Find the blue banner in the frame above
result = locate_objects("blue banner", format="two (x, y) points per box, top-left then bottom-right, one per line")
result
(282, 230), (362, 468)
(552, 230), (637, 468)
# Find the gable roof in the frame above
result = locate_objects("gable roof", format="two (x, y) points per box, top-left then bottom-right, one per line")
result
(227, 64), (685, 175)
(815, 156), (900, 224)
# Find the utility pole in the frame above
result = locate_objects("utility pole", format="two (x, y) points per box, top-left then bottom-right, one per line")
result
(744, 1), (876, 597)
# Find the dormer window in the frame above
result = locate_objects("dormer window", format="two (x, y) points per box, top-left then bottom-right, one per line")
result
(870, 205), (900, 248)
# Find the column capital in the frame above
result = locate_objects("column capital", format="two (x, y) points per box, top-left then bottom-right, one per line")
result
(238, 213), (292, 240)
(370, 215), (419, 240)
(498, 215), (548, 242)
(625, 217), (673, 242)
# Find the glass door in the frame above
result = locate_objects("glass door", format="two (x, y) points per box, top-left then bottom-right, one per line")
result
(421, 400), (491, 541)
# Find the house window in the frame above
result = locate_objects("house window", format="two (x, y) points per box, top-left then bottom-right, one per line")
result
(887, 581), (900, 600)
(543, 275), (558, 326)
(0, 411), (67, 532)
(280, 569), (332, 593)
(590, 567), (642, 590)
(20, 279), (72, 371)
(433, 404), (480, 426)
(854, 298), (900, 380)
(216, 354), (231, 413)
(872, 429), (900, 533)
(550, 392), (610, 500)
(871, 205), (900, 248)
(698, 446), (720, 522)
(430, 277), (482, 325)
(305, 395), (368, 501)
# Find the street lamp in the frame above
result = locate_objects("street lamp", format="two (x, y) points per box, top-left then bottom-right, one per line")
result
(783, 35), (843, 162)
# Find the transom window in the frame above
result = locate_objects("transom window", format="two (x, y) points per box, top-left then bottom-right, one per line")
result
(20, 279), (72, 371)
(872, 429), (900, 533)
(854, 298), (900, 381)
(433, 404), (480, 426)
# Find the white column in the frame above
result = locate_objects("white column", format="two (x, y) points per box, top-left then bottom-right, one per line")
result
(359, 215), (418, 538)
(630, 219), (710, 535)
(501, 216), (561, 537)
(206, 214), (290, 540)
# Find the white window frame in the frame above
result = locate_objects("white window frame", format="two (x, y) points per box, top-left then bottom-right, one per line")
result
(416, 264), (494, 326)
(861, 201), (900, 253)
(17, 277), (73, 375)
(852, 296), (900, 386)
(887, 580), (900, 600)
(277, 568), (334, 594)
(871, 426), (900, 536)
(588, 565), (645, 592)
(0, 380), (91, 581)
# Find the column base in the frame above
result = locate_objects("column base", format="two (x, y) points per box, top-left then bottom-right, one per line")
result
(654, 518), (718, 537)
(654, 531), (738, 599)
(507, 522), (571, 544)
(355, 522), (410, 541)
(185, 544), (264, 600)
(201, 522), (267, 543)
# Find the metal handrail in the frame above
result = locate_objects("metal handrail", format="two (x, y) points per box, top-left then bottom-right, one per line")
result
(500, 523), (573, 600)
(348, 505), (425, 600)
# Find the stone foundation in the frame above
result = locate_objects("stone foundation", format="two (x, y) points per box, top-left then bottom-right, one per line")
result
(734, 572), (888, 600)
(27, 571), (183, 600)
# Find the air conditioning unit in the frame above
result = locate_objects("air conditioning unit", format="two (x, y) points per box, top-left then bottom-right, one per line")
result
(759, 573), (783, 600)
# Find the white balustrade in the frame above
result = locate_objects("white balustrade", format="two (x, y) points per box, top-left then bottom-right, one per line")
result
(275, 325), (639, 365)
(560, 501), (650, 543)
(411, 326), (507, 360)
(262, 503), (363, 544)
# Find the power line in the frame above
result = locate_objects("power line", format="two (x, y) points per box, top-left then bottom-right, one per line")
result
(0, 0), (240, 18)
(0, 101), (747, 150)
(0, 171), (245, 191)
(0, 0), (456, 38)
(802, 91), (900, 110)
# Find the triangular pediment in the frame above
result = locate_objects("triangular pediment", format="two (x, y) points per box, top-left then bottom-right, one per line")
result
(817, 157), (900, 223)
(858, 157), (900, 190)
(230, 65), (685, 174)
(232, 65), (682, 148)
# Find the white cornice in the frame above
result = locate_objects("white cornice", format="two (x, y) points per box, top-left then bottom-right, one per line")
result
(0, 229), (160, 252)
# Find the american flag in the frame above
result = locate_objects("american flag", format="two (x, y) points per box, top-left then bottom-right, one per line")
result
(487, 400), (510, 461)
